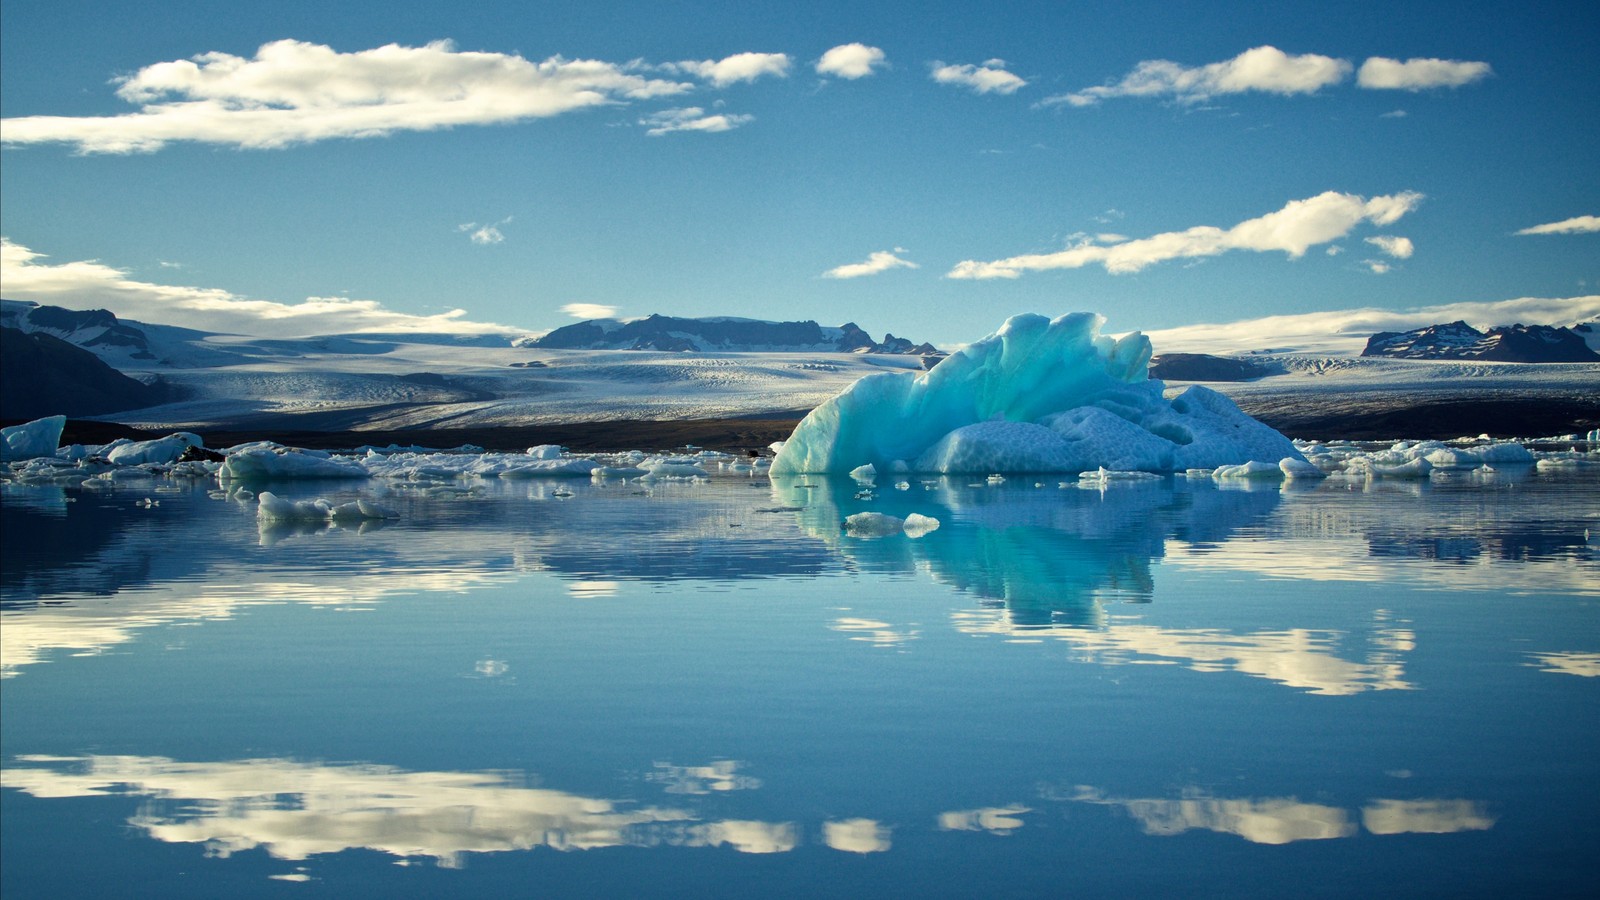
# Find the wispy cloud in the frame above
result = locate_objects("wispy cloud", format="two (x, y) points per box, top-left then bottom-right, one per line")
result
(822, 249), (919, 279)
(0, 237), (517, 338)
(0, 40), (696, 154)
(1516, 215), (1600, 236)
(1364, 260), (1393, 274)
(1043, 46), (1350, 107)
(1357, 57), (1493, 90)
(640, 106), (753, 136)
(1143, 295), (1600, 356)
(665, 52), (791, 87)
(458, 216), (513, 245)
(931, 60), (1027, 95)
(949, 191), (1423, 279)
(1365, 235), (1414, 258)
(816, 44), (887, 79)
(561, 303), (618, 320)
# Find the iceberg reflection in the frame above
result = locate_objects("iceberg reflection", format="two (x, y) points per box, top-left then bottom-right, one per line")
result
(772, 475), (1283, 625)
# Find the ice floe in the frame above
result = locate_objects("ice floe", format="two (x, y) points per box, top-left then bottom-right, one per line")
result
(256, 491), (398, 522)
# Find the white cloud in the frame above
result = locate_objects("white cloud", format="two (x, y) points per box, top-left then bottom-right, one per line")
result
(561, 303), (618, 320)
(1380, 109), (1408, 118)
(0, 40), (696, 153)
(816, 43), (887, 79)
(931, 60), (1027, 95)
(1365, 235), (1414, 258)
(640, 106), (753, 136)
(822, 249), (919, 279)
(0, 237), (517, 338)
(1357, 56), (1493, 90)
(666, 52), (791, 87)
(459, 216), (512, 245)
(948, 191), (1424, 279)
(1364, 260), (1392, 274)
(1044, 45), (1350, 107)
(1142, 295), (1600, 356)
(1516, 215), (1600, 236)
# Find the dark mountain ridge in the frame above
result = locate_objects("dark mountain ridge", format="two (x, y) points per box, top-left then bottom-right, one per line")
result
(1, 327), (170, 419)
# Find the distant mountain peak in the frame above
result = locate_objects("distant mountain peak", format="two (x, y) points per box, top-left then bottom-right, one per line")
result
(1361, 321), (1600, 362)
(521, 314), (942, 356)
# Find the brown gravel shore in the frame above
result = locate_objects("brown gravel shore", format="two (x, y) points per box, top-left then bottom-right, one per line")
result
(8, 396), (1597, 455)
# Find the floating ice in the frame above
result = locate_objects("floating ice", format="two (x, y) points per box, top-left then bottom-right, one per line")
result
(1213, 460), (1286, 480)
(771, 313), (1301, 475)
(219, 445), (370, 480)
(842, 511), (941, 538)
(106, 433), (202, 466)
(2, 416), (65, 462)
(843, 512), (906, 537)
(256, 491), (398, 522)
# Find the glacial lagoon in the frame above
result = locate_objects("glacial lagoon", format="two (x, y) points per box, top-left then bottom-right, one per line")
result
(3, 463), (1598, 897)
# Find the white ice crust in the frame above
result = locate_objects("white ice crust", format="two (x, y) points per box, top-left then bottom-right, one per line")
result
(771, 313), (1302, 475)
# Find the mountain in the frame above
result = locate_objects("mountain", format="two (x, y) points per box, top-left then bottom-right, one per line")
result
(0, 301), (158, 359)
(1361, 321), (1600, 362)
(1, 326), (169, 420)
(1149, 353), (1273, 382)
(524, 314), (942, 356)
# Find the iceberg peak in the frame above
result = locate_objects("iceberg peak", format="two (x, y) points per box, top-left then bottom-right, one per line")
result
(771, 312), (1301, 475)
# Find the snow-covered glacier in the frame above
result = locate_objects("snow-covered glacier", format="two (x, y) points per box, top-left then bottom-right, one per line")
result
(770, 313), (1302, 475)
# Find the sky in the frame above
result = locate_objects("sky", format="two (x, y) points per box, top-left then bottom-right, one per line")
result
(2, 0), (1596, 348)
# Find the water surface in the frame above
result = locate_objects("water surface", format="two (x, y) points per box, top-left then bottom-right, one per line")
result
(3, 467), (1597, 897)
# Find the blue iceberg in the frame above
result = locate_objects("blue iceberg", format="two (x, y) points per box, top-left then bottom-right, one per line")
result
(771, 313), (1302, 475)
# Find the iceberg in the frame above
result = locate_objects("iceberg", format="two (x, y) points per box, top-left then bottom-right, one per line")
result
(2, 415), (66, 462)
(771, 314), (1302, 475)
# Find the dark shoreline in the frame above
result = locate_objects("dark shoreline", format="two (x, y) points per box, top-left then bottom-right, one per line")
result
(7, 396), (1597, 455)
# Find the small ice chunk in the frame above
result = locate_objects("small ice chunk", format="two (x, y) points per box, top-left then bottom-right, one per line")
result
(1212, 460), (1285, 480)
(592, 466), (649, 480)
(256, 491), (332, 521)
(526, 444), (565, 459)
(843, 512), (905, 537)
(106, 433), (202, 466)
(327, 499), (399, 521)
(903, 513), (941, 537)
(1279, 457), (1327, 479)
(640, 460), (711, 479)
(498, 458), (601, 478)
(1364, 457), (1433, 479)
(850, 463), (878, 483)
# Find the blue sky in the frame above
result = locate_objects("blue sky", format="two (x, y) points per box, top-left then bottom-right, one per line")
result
(2, 0), (1596, 346)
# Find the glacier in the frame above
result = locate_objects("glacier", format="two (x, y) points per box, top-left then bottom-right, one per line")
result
(770, 313), (1303, 475)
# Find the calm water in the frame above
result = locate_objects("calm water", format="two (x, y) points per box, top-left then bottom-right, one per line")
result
(2, 465), (1597, 898)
